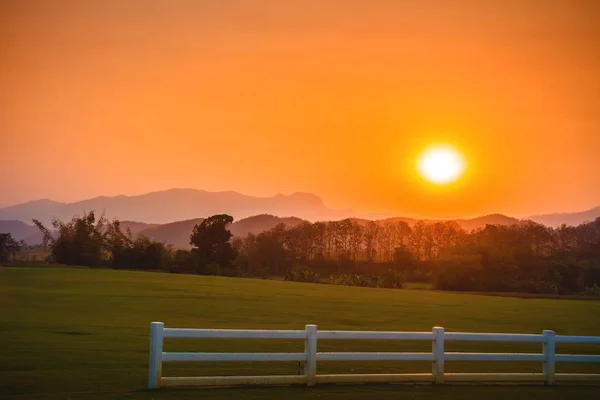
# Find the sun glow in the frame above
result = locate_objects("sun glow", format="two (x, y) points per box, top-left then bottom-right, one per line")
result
(416, 145), (465, 184)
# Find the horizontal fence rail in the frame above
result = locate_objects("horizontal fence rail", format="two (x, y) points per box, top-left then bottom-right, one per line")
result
(163, 328), (307, 339)
(162, 352), (307, 362)
(147, 322), (600, 389)
(317, 330), (433, 340)
(444, 332), (545, 342)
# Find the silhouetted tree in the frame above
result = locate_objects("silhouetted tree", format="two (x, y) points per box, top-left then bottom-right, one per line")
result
(105, 220), (133, 269)
(190, 214), (236, 272)
(363, 221), (380, 262)
(0, 233), (23, 262)
(33, 211), (108, 266)
(127, 236), (172, 270)
(250, 224), (289, 275)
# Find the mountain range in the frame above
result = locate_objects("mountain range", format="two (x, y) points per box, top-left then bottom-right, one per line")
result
(1, 188), (599, 248)
(528, 206), (600, 228)
(0, 189), (355, 225)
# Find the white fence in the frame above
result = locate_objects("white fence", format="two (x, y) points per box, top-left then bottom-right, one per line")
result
(147, 322), (600, 388)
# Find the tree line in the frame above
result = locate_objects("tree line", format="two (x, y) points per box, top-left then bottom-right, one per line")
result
(231, 217), (600, 294)
(2, 211), (598, 295)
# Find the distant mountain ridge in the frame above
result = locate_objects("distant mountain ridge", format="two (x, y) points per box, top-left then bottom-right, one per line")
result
(0, 220), (41, 243)
(0, 188), (356, 225)
(528, 206), (600, 228)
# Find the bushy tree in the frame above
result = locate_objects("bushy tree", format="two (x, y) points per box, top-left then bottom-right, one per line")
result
(169, 249), (194, 273)
(34, 212), (173, 270)
(33, 211), (108, 266)
(0, 233), (23, 262)
(190, 214), (236, 272)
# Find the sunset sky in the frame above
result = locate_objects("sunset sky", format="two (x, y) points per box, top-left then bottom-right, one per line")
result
(1, 0), (599, 218)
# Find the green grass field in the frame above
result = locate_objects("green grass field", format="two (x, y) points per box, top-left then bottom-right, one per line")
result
(1, 266), (599, 400)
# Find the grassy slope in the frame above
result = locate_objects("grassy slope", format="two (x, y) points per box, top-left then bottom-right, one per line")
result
(1, 266), (599, 400)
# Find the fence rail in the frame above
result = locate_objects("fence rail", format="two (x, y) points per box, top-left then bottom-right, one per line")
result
(147, 322), (600, 388)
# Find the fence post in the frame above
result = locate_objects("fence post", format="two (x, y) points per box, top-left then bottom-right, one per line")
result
(148, 322), (164, 389)
(305, 324), (318, 386)
(543, 330), (556, 385)
(432, 327), (445, 384)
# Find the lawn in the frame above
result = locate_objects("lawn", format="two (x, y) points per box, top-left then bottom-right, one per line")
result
(1, 266), (599, 400)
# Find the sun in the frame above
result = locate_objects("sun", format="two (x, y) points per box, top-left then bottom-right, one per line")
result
(416, 145), (465, 184)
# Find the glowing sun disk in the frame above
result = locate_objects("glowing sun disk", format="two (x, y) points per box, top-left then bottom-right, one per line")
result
(417, 146), (465, 184)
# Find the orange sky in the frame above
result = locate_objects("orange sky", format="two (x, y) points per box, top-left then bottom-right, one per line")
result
(1, 0), (599, 218)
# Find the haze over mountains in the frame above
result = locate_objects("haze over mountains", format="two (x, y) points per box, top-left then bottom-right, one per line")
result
(528, 206), (600, 229)
(1, 188), (599, 248)
(0, 189), (356, 225)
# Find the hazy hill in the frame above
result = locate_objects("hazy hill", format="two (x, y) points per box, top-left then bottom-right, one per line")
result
(0, 220), (40, 242)
(377, 213), (522, 232)
(0, 199), (66, 224)
(529, 206), (600, 227)
(0, 189), (354, 224)
(453, 213), (523, 231)
(137, 218), (204, 248)
(228, 214), (305, 237)
(138, 215), (306, 249)
(351, 217), (417, 226)
(119, 221), (159, 237)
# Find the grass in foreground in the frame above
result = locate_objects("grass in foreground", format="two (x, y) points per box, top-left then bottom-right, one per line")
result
(1, 266), (599, 400)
